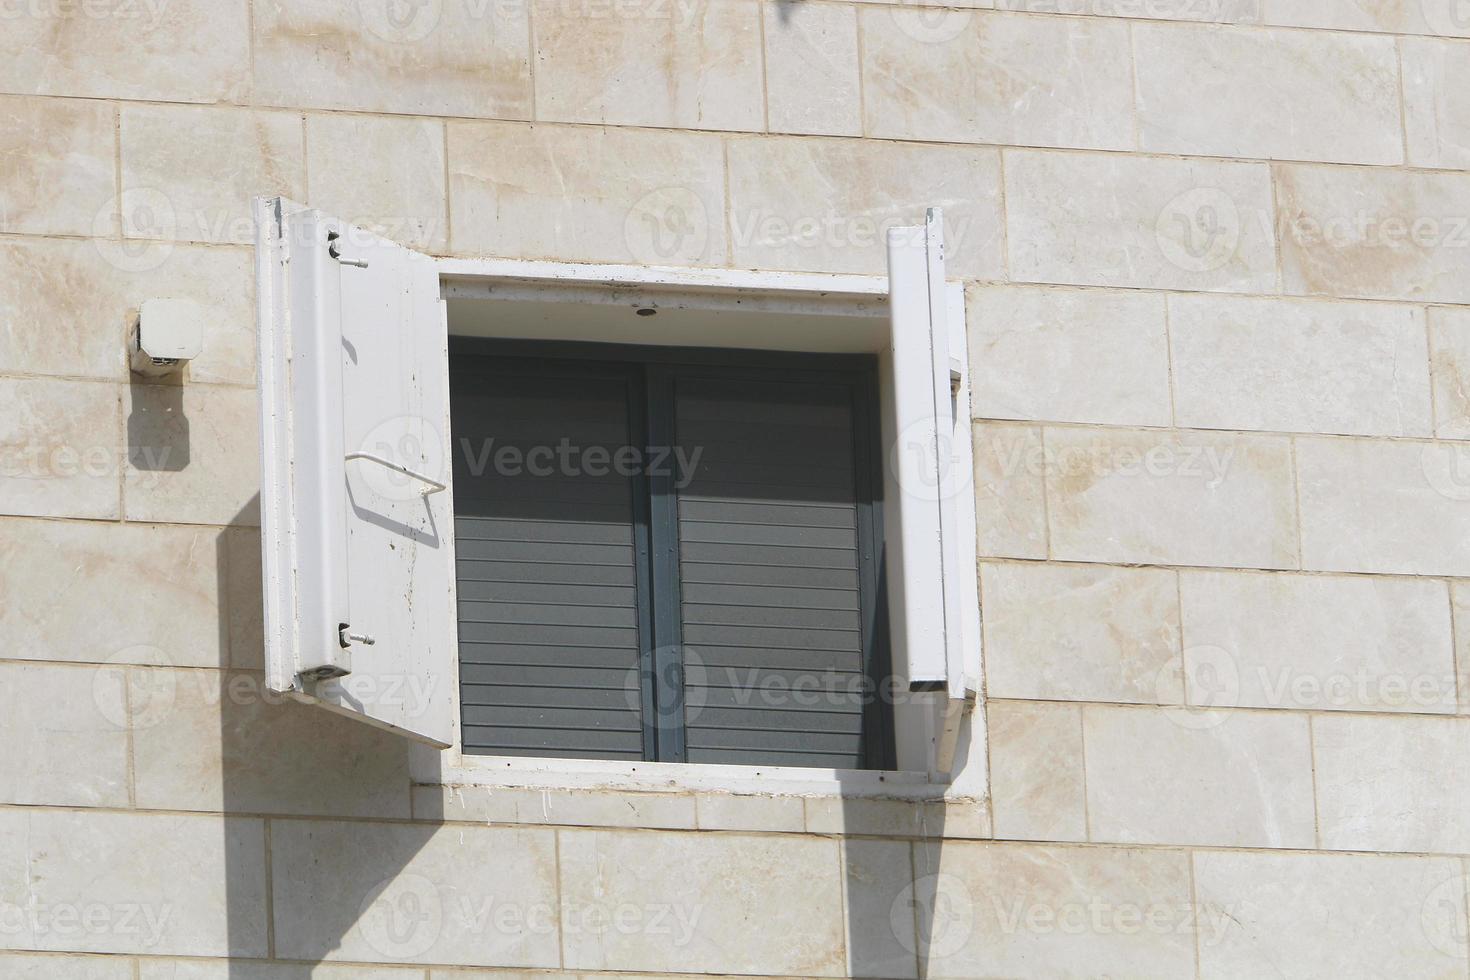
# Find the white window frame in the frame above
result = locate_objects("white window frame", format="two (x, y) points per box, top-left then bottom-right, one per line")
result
(409, 254), (986, 802)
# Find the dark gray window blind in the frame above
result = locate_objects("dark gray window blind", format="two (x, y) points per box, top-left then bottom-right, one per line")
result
(675, 375), (876, 768)
(450, 359), (649, 759)
(448, 341), (891, 769)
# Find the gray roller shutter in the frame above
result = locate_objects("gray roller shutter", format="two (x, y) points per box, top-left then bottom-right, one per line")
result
(448, 342), (889, 768)
(450, 356), (649, 759)
(674, 374), (883, 769)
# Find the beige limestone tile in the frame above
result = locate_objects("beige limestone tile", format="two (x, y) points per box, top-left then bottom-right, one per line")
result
(0, 517), (225, 666)
(1403, 37), (1470, 169)
(1194, 850), (1469, 978)
(533, 0), (763, 131)
(764, 0), (861, 136)
(1168, 294), (1433, 438)
(558, 829), (845, 976)
(1180, 570), (1456, 714)
(0, 377), (118, 519)
(419, 785), (694, 828)
(940, 800), (993, 839)
(1044, 426), (1299, 570)
(1135, 22), (1401, 164)
(0, 661), (128, 806)
(0, 0), (248, 101)
(448, 121), (726, 265)
(0, 239), (123, 379)
(0, 809), (266, 956)
(969, 286), (1172, 427)
(987, 699), (1086, 842)
(271, 820), (559, 967)
(0, 237), (255, 385)
(1314, 713), (1470, 854)
(253, 0), (532, 118)
(1006, 149), (1278, 293)
(843, 838), (918, 979)
(1263, 0), (1470, 37)
(804, 797), (945, 836)
(1431, 307), (1470, 439)
(130, 668), (412, 818)
(1297, 436), (1470, 576)
(912, 840), (1196, 978)
(971, 422), (1048, 559)
(120, 105), (303, 246)
(1277, 163), (1470, 304)
(695, 792), (806, 832)
(0, 954), (134, 980)
(0, 95), (114, 236)
(306, 114), (446, 252)
(861, 9), (1134, 151)
(1082, 704), (1315, 847)
(727, 136), (1003, 277)
(982, 562), (1181, 704)
(122, 383), (259, 526)
(998, 0), (1263, 22)
(140, 962), (421, 980)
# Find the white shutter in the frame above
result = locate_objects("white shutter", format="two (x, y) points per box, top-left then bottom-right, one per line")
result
(887, 208), (975, 711)
(254, 197), (457, 747)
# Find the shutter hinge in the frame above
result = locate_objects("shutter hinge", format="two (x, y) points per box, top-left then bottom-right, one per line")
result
(327, 230), (369, 268)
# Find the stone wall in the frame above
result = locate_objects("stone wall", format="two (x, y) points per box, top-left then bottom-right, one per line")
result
(4, 0), (1470, 976)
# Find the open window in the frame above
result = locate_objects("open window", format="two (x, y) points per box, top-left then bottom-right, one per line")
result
(253, 197), (980, 783)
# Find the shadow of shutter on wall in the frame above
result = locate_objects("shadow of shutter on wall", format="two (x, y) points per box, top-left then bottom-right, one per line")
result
(450, 362), (647, 759)
(674, 376), (870, 769)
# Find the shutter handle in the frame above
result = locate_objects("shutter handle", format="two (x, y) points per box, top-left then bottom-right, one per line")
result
(345, 451), (447, 494)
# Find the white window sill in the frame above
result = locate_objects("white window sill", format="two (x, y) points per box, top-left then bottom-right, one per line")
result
(411, 748), (959, 801)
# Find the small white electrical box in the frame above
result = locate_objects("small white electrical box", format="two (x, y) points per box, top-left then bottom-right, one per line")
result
(132, 298), (204, 376)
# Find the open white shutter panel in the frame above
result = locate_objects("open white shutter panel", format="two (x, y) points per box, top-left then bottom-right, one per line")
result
(255, 197), (456, 747)
(886, 208), (973, 704)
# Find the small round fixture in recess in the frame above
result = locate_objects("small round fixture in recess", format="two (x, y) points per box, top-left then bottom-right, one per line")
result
(635, 307), (657, 317)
